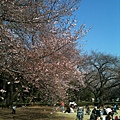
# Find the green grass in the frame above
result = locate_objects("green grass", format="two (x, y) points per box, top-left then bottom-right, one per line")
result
(0, 106), (120, 120)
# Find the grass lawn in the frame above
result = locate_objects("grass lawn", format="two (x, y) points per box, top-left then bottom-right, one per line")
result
(0, 106), (120, 120)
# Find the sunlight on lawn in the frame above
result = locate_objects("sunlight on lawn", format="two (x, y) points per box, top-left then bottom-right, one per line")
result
(0, 106), (120, 120)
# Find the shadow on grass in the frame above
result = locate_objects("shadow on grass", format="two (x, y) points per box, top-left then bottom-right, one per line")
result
(0, 106), (76, 120)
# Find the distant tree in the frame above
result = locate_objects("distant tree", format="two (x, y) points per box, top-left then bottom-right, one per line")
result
(67, 86), (93, 102)
(107, 86), (120, 101)
(78, 51), (120, 105)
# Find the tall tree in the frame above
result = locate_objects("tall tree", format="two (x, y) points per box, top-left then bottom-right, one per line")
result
(78, 51), (120, 104)
(0, 0), (88, 103)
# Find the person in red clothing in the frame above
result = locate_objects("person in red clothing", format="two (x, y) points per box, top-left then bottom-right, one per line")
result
(115, 116), (118, 120)
(60, 101), (65, 112)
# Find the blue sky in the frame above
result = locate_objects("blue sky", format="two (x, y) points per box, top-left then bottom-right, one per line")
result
(74, 0), (120, 56)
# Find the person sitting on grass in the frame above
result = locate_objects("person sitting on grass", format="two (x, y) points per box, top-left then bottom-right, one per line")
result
(64, 105), (71, 113)
(105, 112), (113, 120)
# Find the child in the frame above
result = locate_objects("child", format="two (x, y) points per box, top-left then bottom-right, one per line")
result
(76, 107), (84, 120)
(12, 105), (16, 114)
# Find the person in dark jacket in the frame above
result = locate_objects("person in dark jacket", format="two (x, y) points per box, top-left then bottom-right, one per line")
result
(105, 112), (113, 120)
(90, 106), (97, 120)
(86, 105), (91, 115)
(64, 105), (71, 113)
(96, 106), (101, 119)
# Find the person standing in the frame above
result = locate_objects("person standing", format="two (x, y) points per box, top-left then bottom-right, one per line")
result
(60, 101), (65, 112)
(113, 104), (118, 114)
(12, 105), (16, 114)
(76, 107), (84, 120)
(86, 105), (91, 115)
(90, 106), (97, 120)
(96, 106), (101, 120)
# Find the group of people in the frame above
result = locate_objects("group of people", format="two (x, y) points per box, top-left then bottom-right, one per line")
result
(90, 104), (119, 120)
(60, 102), (118, 120)
(60, 101), (77, 113)
(60, 101), (119, 120)
(60, 101), (84, 120)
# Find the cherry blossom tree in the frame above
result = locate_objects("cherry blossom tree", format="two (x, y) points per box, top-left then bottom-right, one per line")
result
(0, 0), (89, 104)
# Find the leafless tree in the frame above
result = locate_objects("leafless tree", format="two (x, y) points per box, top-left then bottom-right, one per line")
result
(78, 51), (120, 104)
